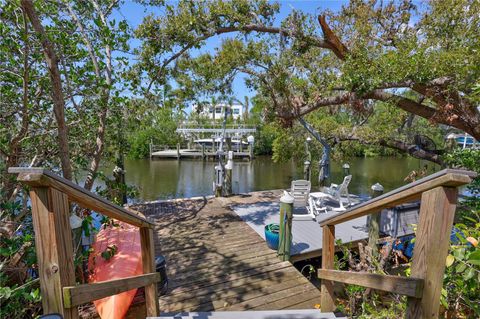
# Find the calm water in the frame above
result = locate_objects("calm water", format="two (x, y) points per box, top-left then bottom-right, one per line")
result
(104, 156), (438, 201)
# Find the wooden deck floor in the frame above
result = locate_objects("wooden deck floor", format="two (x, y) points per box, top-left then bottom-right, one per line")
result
(132, 191), (322, 313)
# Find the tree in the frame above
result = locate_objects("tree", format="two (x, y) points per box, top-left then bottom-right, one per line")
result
(20, 0), (73, 180)
(136, 0), (480, 160)
(18, 0), (131, 190)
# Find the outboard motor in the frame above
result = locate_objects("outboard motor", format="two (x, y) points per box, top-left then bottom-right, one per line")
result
(155, 255), (168, 295)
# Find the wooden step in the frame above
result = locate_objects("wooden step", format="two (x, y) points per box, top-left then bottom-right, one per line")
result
(153, 309), (344, 319)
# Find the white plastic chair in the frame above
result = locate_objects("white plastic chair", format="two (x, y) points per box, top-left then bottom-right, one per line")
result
(290, 180), (311, 208)
(288, 180), (315, 220)
(312, 175), (352, 212)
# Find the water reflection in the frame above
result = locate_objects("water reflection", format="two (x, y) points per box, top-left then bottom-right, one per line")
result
(114, 156), (437, 201)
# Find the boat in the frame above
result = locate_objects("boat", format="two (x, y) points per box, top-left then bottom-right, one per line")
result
(88, 221), (142, 319)
(447, 133), (479, 149)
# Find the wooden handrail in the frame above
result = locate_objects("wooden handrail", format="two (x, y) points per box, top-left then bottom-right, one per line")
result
(63, 273), (160, 308)
(8, 167), (154, 228)
(319, 169), (475, 227)
(10, 167), (159, 318)
(318, 269), (424, 298)
(318, 169), (476, 318)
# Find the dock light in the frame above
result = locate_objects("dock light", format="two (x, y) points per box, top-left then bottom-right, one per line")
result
(247, 135), (255, 160)
(342, 163), (350, 176)
(371, 182), (384, 198)
(306, 136), (312, 143)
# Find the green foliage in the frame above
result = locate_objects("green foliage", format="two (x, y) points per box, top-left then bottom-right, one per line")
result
(100, 244), (118, 261)
(442, 149), (480, 316)
(124, 97), (183, 159)
(254, 123), (279, 155)
(0, 276), (41, 319)
(0, 193), (40, 319)
(443, 220), (480, 316)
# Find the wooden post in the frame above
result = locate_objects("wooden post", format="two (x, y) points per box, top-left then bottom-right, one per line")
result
(367, 183), (384, 255)
(278, 192), (293, 261)
(406, 186), (458, 319)
(303, 160), (311, 181)
(176, 143), (180, 159)
(140, 227), (159, 316)
(202, 144), (206, 160)
(320, 224), (335, 312)
(212, 138), (216, 154)
(225, 151), (233, 196)
(30, 187), (78, 319)
(239, 139), (243, 153)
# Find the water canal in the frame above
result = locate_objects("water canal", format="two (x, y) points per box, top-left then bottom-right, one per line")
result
(103, 156), (439, 201)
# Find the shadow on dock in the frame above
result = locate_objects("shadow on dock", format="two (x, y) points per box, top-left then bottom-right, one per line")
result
(129, 192), (321, 314)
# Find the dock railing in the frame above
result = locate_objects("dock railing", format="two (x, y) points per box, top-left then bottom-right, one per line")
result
(317, 169), (476, 318)
(8, 167), (160, 319)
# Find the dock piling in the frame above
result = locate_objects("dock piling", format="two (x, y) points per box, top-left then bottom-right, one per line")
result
(367, 183), (384, 254)
(225, 151), (233, 196)
(278, 192), (293, 261)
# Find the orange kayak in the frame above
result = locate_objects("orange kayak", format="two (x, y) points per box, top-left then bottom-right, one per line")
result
(88, 221), (142, 319)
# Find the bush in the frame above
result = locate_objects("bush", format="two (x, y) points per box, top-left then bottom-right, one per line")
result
(442, 149), (480, 317)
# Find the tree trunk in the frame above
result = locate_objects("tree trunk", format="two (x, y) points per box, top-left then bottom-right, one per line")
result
(21, 0), (72, 180)
(82, 1), (112, 191)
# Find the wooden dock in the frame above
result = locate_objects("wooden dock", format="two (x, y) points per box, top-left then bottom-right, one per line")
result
(132, 192), (322, 313)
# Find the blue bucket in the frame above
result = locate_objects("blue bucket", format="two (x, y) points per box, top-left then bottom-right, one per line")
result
(265, 224), (280, 250)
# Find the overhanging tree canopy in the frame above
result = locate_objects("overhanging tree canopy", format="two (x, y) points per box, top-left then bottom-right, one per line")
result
(137, 0), (480, 145)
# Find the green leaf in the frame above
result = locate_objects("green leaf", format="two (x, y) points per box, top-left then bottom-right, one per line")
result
(462, 267), (475, 281)
(467, 259), (480, 266)
(456, 263), (467, 273)
(446, 254), (455, 267)
(468, 250), (480, 260)
(453, 247), (465, 260)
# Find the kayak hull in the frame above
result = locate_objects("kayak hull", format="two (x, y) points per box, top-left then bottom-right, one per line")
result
(88, 221), (142, 319)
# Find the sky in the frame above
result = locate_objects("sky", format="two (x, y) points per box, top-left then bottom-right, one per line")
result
(113, 1), (350, 104)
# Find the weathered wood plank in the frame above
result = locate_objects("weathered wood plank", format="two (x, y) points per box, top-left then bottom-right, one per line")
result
(63, 273), (160, 308)
(30, 187), (78, 319)
(317, 269), (424, 298)
(169, 278), (309, 312)
(161, 269), (303, 310)
(288, 296), (323, 310)
(222, 282), (318, 311)
(319, 170), (473, 227)
(254, 287), (321, 310)
(169, 260), (293, 292)
(155, 310), (340, 319)
(130, 193), (322, 315)
(406, 187), (458, 319)
(9, 167), (153, 228)
(166, 248), (277, 273)
(320, 225), (335, 312)
(140, 227), (159, 316)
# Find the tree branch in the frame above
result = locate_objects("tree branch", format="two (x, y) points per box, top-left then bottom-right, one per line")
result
(146, 23), (330, 92)
(318, 15), (348, 60)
